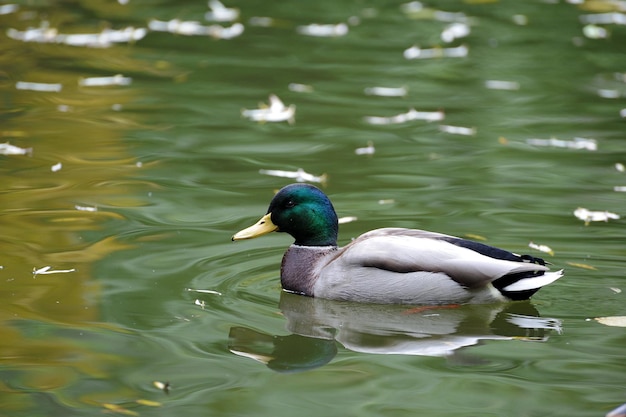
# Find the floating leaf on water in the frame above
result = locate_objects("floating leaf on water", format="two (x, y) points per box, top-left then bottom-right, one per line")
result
(364, 108), (444, 125)
(0, 4), (18, 15)
(248, 16), (275, 27)
(33, 266), (76, 275)
(400, 2), (469, 23)
(153, 381), (170, 393)
(102, 403), (138, 416)
(288, 83), (314, 93)
(526, 137), (597, 151)
(16, 81), (62, 92)
(79, 74), (132, 87)
(338, 216), (358, 224)
(441, 22), (470, 43)
(574, 207), (620, 225)
(75, 205), (98, 212)
(205, 0), (239, 22)
(579, 12), (626, 25)
(259, 168), (326, 184)
(148, 19), (243, 39)
(364, 86), (408, 97)
(207, 22), (244, 39)
(296, 23), (348, 37)
(439, 124), (476, 136)
(566, 262), (597, 270)
(485, 80), (520, 90)
(512, 14), (528, 25)
(403, 44), (468, 60)
(355, 141), (375, 155)
(242, 94), (295, 124)
(594, 316), (626, 328)
(597, 89), (620, 99)
(0, 142), (32, 155)
(7, 22), (147, 47)
(186, 288), (222, 295)
(400, 1), (424, 14)
(529, 241), (554, 256)
(33, 266), (51, 275)
(583, 24), (609, 39)
(136, 399), (162, 407)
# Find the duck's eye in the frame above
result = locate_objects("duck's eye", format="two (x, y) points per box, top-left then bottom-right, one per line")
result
(285, 200), (295, 208)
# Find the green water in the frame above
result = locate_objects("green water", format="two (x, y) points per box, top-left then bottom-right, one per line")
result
(1, 0), (625, 416)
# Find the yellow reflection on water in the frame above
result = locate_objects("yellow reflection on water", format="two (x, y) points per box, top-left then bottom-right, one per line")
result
(0, 3), (173, 410)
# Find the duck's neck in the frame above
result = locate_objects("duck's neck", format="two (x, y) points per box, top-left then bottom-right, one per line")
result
(280, 244), (338, 296)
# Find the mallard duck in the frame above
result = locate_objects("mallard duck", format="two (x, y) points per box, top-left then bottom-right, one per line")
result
(232, 183), (563, 304)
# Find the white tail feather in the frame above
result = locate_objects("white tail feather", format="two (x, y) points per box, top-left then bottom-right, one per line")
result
(502, 269), (564, 292)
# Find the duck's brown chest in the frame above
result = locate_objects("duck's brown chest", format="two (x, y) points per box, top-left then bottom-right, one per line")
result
(280, 245), (338, 297)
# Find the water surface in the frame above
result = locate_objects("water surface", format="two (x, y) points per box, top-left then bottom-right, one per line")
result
(1, 1), (625, 416)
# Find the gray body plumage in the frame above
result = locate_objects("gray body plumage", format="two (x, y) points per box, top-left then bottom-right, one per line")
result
(280, 228), (562, 305)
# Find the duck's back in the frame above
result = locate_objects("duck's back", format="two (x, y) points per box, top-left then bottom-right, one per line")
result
(310, 228), (559, 304)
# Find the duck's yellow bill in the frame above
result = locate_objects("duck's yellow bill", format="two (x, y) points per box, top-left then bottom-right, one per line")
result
(232, 213), (278, 241)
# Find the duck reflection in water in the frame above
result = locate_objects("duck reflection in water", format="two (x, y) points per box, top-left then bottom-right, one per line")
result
(228, 292), (562, 373)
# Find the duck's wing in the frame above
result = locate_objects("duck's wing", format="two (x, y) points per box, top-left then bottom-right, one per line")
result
(339, 228), (550, 289)
(360, 227), (547, 264)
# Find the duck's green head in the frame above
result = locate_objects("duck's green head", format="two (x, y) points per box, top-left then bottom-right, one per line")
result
(232, 183), (339, 247)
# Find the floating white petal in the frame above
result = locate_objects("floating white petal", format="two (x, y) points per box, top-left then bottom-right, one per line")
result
(355, 142), (375, 155)
(441, 22), (470, 43)
(364, 86), (408, 97)
(0, 142), (32, 155)
(297, 23), (348, 37)
(0, 4), (19, 15)
(259, 168), (327, 184)
(33, 266), (76, 275)
(242, 94), (295, 124)
(574, 207), (620, 224)
(404, 44), (468, 60)
(583, 24), (609, 39)
(526, 137), (597, 151)
(338, 216), (358, 224)
(579, 12), (626, 25)
(186, 288), (222, 295)
(528, 241), (554, 255)
(148, 19), (243, 39)
(79, 74), (132, 87)
(485, 80), (520, 90)
(16, 81), (62, 92)
(439, 124), (476, 136)
(288, 83), (314, 93)
(75, 205), (98, 212)
(205, 0), (239, 22)
(365, 108), (444, 125)
(7, 22), (147, 47)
